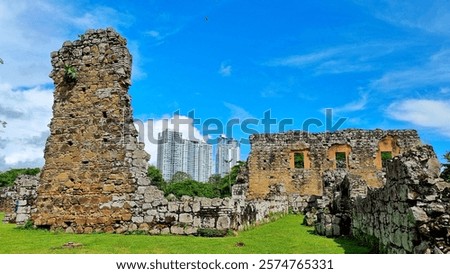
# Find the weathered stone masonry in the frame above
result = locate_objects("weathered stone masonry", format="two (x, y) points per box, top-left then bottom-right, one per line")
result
(27, 28), (286, 234)
(2, 175), (39, 225)
(32, 28), (148, 233)
(3, 28), (448, 253)
(352, 145), (450, 254)
(248, 129), (421, 199)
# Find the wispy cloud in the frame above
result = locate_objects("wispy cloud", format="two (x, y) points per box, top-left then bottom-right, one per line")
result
(265, 42), (401, 75)
(145, 27), (182, 45)
(356, 0), (450, 36)
(267, 48), (341, 68)
(218, 62), (232, 77)
(371, 49), (450, 92)
(387, 99), (450, 137)
(223, 102), (253, 119)
(332, 93), (369, 114)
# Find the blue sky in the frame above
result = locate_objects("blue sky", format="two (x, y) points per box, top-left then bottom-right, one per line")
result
(1, 0), (450, 170)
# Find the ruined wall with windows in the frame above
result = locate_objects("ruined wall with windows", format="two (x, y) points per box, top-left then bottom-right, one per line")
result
(247, 129), (421, 199)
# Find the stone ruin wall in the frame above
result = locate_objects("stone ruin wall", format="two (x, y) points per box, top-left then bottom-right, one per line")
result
(351, 145), (450, 254)
(2, 28), (447, 250)
(247, 129), (421, 200)
(312, 145), (450, 253)
(13, 28), (287, 234)
(2, 173), (286, 235)
(32, 28), (150, 233)
(1, 175), (39, 224)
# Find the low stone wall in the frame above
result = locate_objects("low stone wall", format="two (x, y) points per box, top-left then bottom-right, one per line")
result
(2, 175), (289, 234)
(351, 146), (450, 254)
(2, 175), (39, 225)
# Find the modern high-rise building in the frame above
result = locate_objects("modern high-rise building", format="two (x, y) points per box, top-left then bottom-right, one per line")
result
(215, 135), (240, 177)
(157, 129), (213, 182)
(157, 129), (184, 182)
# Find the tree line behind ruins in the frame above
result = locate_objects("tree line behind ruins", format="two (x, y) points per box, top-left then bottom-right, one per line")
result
(0, 163), (246, 199)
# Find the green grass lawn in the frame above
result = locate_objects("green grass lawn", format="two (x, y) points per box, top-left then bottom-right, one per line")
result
(0, 212), (370, 254)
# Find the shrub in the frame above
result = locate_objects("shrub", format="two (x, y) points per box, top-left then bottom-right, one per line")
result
(0, 168), (40, 187)
(163, 180), (219, 198)
(197, 228), (228, 237)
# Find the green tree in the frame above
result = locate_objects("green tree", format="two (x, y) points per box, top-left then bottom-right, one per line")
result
(208, 174), (222, 184)
(147, 165), (165, 189)
(163, 179), (218, 198)
(171, 171), (192, 183)
(0, 168), (40, 187)
(0, 58), (3, 64)
(216, 161), (246, 197)
(441, 152), (450, 182)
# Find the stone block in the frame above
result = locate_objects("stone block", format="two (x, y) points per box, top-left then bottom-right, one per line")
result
(185, 227), (197, 235)
(192, 201), (201, 212)
(16, 214), (29, 224)
(142, 203), (152, 210)
(144, 215), (155, 223)
(179, 213), (193, 224)
(168, 202), (179, 212)
(170, 226), (185, 235)
(216, 216), (230, 230)
(408, 207), (429, 223)
(132, 216), (144, 224)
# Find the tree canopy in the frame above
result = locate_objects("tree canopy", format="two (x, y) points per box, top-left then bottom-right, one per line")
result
(0, 168), (40, 187)
(441, 152), (450, 182)
(146, 162), (246, 198)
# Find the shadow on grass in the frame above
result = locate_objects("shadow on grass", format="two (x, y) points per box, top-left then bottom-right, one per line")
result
(306, 229), (373, 254)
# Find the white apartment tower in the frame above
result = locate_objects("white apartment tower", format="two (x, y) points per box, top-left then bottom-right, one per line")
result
(157, 129), (213, 182)
(215, 135), (240, 177)
(157, 129), (184, 182)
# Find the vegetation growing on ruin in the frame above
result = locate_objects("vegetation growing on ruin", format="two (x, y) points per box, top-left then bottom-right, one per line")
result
(64, 65), (77, 81)
(0, 212), (370, 254)
(0, 168), (40, 187)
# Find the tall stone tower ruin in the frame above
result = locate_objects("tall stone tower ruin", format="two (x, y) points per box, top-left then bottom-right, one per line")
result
(33, 28), (151, 233)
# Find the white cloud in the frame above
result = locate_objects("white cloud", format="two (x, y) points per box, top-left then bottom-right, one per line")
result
(356, 0), (450, 36)
(266, 42), (401, 75)
(387, 99), (450, 137)
(219, 62), (232, 77)
(0, 0), (137, 88)
(147, 30), (161, 39)
(268, 48), (340, 67)
(371, 49), (450, 92)
(144, 27), (183, 46)
(332, 93), (368, 114)
(223, 102), (253, 120)
(134, 115), (205, 165)
(0, 0), (144, 170)
(0, 85), (53, 171)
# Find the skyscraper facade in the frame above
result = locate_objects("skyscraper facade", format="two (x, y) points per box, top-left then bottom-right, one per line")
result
(157, 129), (213, 182)
(215, 135), (240, 177)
